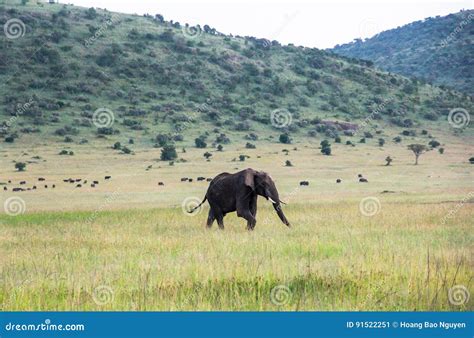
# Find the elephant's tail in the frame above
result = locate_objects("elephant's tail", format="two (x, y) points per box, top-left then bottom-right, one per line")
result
(188, 196), (207, 213)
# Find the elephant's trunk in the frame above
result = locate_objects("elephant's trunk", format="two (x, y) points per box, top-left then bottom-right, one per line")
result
(273, 202), (290, 227)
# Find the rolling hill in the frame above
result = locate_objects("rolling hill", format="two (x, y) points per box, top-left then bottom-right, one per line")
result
(0, 2), (472, 149)
(331, 10), (474, 94)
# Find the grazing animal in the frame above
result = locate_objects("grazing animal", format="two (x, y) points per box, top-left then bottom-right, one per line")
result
(358, 174), (363, 178)
(68, 179), (75, 183)
(44, 185), (48, 188)
(52, 184), (55, 188)
(206, 178), (212, 182)
(336, 179), (342, 183)
(84, 180), (87, 184)
(3, 186), (7, 191)
(33, 186), (37, 190)
(93, 181), (99, 184)
(181, 177), (188, 182)
(158, 182), (164, 186)
(76, 184), (82, 188)
(188, 168), (290, 230)
(12, 187), (23, 192)
(8, 180), (11, 183)
(91, 184), (95, 188)
(27, 188), (31, 191)
(188, 179), (193, 182)
(75, 179), (81, 182)
(299, 181), (309, 186)
(197, 177), (205, 181)
(105, 176), (111, 180)
(20, 181), (26, 185)
(359, 178), (368, 183)
(38, 177), (45, 181)
(63, 179), (69, 183)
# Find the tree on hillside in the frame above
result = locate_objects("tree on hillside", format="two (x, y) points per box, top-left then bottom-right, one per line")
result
(161, 145), (177, 161)
(385, 156), (393, 166)
(407, 144), (429, 165)
(15, 162), (26, 171)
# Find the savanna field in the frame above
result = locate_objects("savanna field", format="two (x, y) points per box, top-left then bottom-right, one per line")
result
(1, 126), (472, 311)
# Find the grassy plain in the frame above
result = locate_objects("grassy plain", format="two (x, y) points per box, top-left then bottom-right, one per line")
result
(0, 127), (473, 310)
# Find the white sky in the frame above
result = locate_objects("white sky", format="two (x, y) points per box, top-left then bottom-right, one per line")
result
(65, 0), (472, 48)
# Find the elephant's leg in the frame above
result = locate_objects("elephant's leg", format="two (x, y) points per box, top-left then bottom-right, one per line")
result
(249, 195), (257, 230)
(240, 210), (256, 231)
(216, 214), (225, 230)
(206, 209), (215, 228)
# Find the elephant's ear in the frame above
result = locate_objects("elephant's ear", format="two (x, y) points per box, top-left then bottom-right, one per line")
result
(244, 169), (255, 190)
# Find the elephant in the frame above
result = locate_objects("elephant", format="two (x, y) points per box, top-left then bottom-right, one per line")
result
(188, 168), (290, 230)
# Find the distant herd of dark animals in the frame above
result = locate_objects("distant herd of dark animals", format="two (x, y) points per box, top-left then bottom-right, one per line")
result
(1, 175), (113, 192)
(180, 177), (213, 183)
(299, 174), (368, 186)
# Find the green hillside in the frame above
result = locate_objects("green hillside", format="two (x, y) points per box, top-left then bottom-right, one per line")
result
(331, 10), (474, 94)
(0, 2), (472, 148)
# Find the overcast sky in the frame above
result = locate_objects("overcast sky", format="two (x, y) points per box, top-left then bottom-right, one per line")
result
(66, 0), (472, 48)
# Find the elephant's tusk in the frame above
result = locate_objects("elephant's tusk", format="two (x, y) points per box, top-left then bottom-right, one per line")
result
(279, 199), (287, 205)
(268, 197), (277, 204)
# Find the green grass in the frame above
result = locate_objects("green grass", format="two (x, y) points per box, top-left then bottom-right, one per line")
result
(1, 201), (472, 311)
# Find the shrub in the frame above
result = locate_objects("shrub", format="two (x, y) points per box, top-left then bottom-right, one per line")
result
(285, 160), (293, 167)
(195, 138), (207, 148)
(321, 145), (331, 155)
(113, 142), (122, 150)
(246, 142), (256, 149)
(121, 146), (132, 154)
(393, 136), (402, 143)
(161, 145), (177, 161)
(469, 157), (474, 164)
(15, 162), (26, 171)
(320, 140), (330, 148)
(239, 154), (249, 161)
(378, 138), (385, 147)
(334, 136), (341, 143)
(438, 148), (444, 154)
(59, 150), (69, 155)
(429, 140), (440, 148)
(203, 152), (212, 160)
(217, 144), (223, 151)
(279, 133), (292, 144)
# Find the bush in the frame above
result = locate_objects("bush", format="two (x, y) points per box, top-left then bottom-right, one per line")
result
(320, 140), (330, 148)
(469, 157), (474, 164)
(239, 154), (249, 161)
(161, 145), (177, 161)
(285, 160), (293, 167)
(121, 146), (132, 154)
(15, 162), (26, 171)
(378, 138), (385, 147)
(429, 140), (440, 148)
(334, 136), (341, 143)
(393, 136), (402, 143)
(217, 144), (223, 151)
(113, 142), (122, 150)
(203, 152), (212, 160)
(438, 148), (444, 154)
(321, 145), (331, 155)
(279, 133), (292, 144)
(195, 138), (207, 148)
(246, 142), (256, 149)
